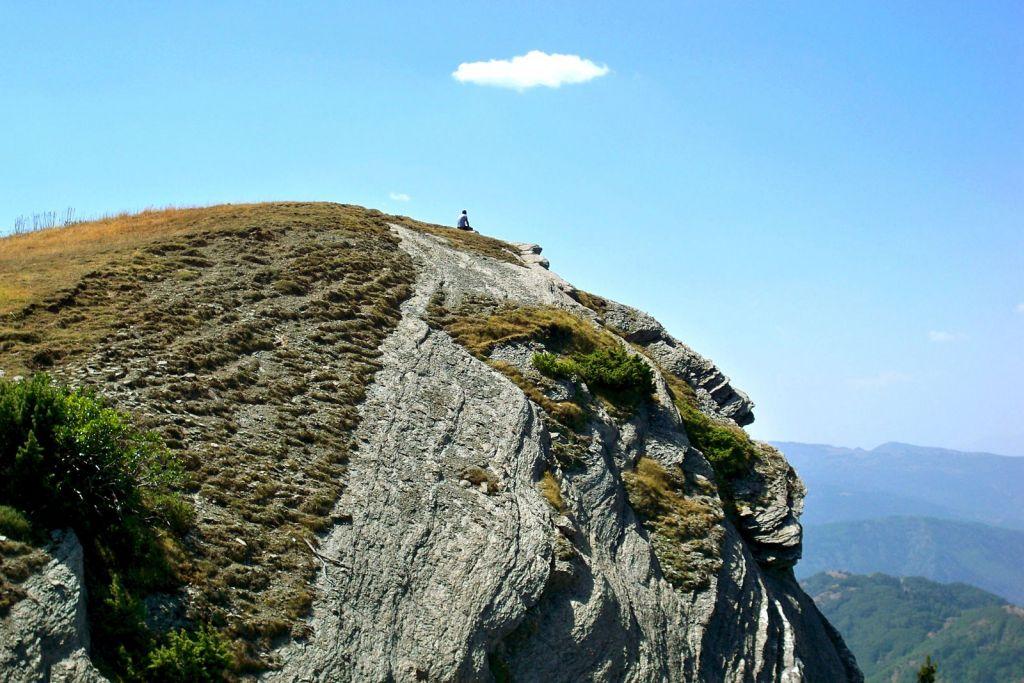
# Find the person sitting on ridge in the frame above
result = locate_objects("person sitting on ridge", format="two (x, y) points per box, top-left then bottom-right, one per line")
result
(456, 210), (472, 231)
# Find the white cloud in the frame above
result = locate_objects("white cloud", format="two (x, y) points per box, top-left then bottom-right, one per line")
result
(452, 50), (610, 90)
(849, 371), (912, 389)
(389, 192), (411, 202)
(928, 330), (963, 343)
(1015, 302), (1024, 314)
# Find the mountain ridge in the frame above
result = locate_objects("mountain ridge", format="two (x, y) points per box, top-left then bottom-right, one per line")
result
(798, 516), (1024, 605)
(1, 203), (861, 681)
(773, 440), (1024, 530)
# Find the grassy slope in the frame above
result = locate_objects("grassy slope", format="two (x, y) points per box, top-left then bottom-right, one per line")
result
(0, 202), (419, 670)
(804, 572), (1024, 682)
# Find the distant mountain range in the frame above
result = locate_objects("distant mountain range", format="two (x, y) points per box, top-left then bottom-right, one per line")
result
(774, 441), (1024, 530)
(803, 572), (1024, 683)
(797, 516), (1024, 605)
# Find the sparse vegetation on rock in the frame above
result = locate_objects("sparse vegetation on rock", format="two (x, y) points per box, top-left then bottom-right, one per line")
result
(0, 374), (193, 676)
(390, 214), (522, 264)
(0, 203), (417, 671)
(658, 368), (758, 484)
(622, 457), (723, 591)
(0, 201), (859, 681)
(538, 470), (566, 513)
(146, 626), (233, 682)
(532, 347), (654, 408)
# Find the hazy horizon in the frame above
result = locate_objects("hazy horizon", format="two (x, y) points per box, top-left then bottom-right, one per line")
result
(772, 439), (1024, 459)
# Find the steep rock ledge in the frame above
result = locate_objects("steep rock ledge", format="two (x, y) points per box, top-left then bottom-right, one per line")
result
(268, 226), (862, 682)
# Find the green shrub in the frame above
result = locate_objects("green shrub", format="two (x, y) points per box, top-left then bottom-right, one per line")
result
(917, 655), (937, 683)
(674, 396), (756, 482)
(657, 371), (757, 484)
(146, 626), (233, 682)
(0, 505), (33, 543)
(571, 348), (655, 396)
(531, 351), (570, 378)
(95, 574), (153, 674)
(532, 347), (655, 407)
(0, 374), (183, 542)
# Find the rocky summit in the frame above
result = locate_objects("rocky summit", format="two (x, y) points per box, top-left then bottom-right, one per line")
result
(0, 203), (861, 681)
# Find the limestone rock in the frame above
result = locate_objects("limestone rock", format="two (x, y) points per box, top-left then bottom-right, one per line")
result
(265, 227), (862, 682)
(2, 223), (859, 682)
(0, 530), (107, 682)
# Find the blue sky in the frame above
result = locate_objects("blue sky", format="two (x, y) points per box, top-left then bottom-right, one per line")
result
(2, 2), (1022, 453)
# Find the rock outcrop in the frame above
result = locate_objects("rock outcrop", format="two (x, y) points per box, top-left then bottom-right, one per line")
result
(269, 225), (861, 682)
(0, 530), (104, 682)
(0, 206), (860, 682)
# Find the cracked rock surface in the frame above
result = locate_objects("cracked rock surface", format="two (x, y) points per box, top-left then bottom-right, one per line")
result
(0, 530), (105, 683)
(268, 227), (861, 682)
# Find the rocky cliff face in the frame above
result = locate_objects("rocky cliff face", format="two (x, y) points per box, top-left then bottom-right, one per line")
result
(0, 205), (861, 681)
(268, 225), (860, 682)
(0, 531), (104, 682)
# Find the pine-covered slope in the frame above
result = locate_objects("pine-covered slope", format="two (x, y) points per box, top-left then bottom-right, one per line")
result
(804, 571), (1024, 683)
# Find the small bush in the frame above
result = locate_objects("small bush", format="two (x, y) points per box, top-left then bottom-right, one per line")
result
(146, 626), (233, 682)
(0, 374), (193, 678)
(95, 575), (152, 674)
(531, 351), (570, 378)
(655, 369), (758, 485)
(673, 388), (756, 482)
(532, 347), (655, 407)
(0, 374), (184, 542)
(0, 505), (33, 542)
(571, 348), (655, 397)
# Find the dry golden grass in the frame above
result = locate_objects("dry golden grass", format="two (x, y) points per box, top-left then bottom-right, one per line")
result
(538, 470), (566, 512)
(568, 289), (610, 317)
(0, 538), (48, 616)
(487, 360), (586, 430)
(427, 299), (629, 435)
(622, 457), (723, 591)
(438, 304), (617, 359)
(0, 205), (237, 315)
(1, 204), (519, 316)
(0, 201), (418, 672)
(0, 203), (404, 376)
(459, 466), (500, 494)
